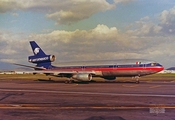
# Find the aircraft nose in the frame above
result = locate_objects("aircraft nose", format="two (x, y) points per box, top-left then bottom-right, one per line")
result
(158, 64), (164, 71)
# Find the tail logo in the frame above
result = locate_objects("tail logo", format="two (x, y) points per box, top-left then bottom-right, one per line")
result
(34, 47), (40, 55)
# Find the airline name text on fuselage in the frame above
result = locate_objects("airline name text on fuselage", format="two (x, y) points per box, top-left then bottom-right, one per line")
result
(30, 57), (49, 62)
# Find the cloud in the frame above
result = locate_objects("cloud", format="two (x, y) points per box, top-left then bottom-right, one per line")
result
(47, 0), (115, 25)
(28, 24), (123, 61)
(0, 0), (115, 25)
(114, 0), (135, 4)
(29, 24), (161, 62)
(11, 12), (19, 17)
(126, 16), (163, 37)
(0, 25), (124, 64)
(26, 24), (173, 69)
(0, 30), (29, 63)
(0, 23), (174, 68)
(126, 6), (175, 36)
(0, 0), (20, 13)
(127, 21), (162, 37)
(2, 4), (175, 68)
(159, 6), (175, 34)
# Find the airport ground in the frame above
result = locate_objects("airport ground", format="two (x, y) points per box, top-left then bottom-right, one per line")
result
(0, 74), (175, 120)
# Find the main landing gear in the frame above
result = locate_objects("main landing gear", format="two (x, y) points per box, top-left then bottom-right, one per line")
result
(136, 79), (140, 84)
(65, 79), (73, 84)
(132, 76), (140, 84)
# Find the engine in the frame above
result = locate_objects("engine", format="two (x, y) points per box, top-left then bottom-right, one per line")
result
(28, 55), (56, 63)
(72, 73), (92, 81)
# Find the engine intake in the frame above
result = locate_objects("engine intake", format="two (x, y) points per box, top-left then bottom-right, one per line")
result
(28, 55), (56, 63)
(72, 73), (92, 81)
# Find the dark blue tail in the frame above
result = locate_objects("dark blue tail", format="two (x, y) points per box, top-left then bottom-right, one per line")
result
(29, 41), (55, 69)
(30, 41), (46, 56)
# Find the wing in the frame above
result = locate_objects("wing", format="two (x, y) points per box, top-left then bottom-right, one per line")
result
(21, 70), (96, 76)
(14, 63), (96, 77)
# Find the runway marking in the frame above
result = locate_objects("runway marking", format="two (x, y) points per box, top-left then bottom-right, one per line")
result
(61, 84), (79, 88)
(122, 85), (138, 88)
(145, 80), (152, 83)
(170, 80), (175, 83)
(0, 104), (174, 110)
(149, 85), (162, 88)
(0, 88), (175, 98)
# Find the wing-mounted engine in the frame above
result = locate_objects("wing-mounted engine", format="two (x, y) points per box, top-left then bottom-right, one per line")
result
(72, 73), (92, 81)
(28, 55), (56, 64)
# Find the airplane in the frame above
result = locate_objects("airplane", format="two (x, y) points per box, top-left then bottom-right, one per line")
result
(14, 41), (164, 84)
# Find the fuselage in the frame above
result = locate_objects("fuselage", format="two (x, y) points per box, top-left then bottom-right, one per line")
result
(27, 41), (164, 82)
(49, 59), (164, 77)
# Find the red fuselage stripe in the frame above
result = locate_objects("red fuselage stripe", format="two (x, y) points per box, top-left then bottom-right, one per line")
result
(49, 67), (163, 72)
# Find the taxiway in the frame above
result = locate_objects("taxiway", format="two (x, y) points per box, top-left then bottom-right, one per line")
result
(0, 79), (175, 120)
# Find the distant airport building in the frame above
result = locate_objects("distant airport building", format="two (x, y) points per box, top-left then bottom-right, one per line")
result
(158, 67), (175, 74)
(0, 71), (15, 74)
(0, 71), (29, 74)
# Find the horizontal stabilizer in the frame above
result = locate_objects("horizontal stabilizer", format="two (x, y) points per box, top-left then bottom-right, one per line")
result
(14, 63), (46, 70)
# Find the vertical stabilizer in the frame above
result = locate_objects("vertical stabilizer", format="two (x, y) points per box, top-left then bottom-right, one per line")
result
(28, 41), (55, 69)
(30, 41), (46, 56)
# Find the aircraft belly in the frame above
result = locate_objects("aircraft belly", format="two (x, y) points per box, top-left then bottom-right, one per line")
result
(102, 70), (153, 77)
(94, 71), (103, 76)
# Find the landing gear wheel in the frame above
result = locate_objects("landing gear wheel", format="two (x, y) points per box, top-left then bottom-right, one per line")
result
(136, 80), (140, 84)
(65, 80), (73, 84)
(68, 80), (72, 84)
(135, 76), (140, 84)
(65, 80), (69, 84)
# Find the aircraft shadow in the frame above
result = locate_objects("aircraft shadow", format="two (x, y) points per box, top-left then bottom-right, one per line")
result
(35, 79), (137, 84)
(36, 79), (90, 84)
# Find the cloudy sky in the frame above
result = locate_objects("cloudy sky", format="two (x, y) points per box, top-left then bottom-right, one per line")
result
(0, 0), (175, 69)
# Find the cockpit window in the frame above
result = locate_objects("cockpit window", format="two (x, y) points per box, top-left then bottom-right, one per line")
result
(151, 63), (157, 66)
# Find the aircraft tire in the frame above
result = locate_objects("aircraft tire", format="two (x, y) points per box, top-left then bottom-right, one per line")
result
(136, 81), (140, 84)
(65, 80), (69, 84)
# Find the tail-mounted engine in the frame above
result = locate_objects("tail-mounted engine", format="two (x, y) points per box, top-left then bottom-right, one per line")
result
(28, 55), (56, 64)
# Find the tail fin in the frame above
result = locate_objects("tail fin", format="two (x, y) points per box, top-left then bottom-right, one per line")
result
(30, 41), (46, 56)
(29, 41), (55, 69)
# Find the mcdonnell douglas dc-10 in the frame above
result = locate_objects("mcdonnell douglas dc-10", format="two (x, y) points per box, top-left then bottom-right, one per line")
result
(15, 41), (164, 83)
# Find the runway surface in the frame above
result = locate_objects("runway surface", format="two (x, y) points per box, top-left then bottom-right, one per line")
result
(0, 79), (175, 120)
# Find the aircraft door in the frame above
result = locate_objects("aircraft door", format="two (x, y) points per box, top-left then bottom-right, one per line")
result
(81, 66), (85, 71)
(143, 64), (146, 69)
